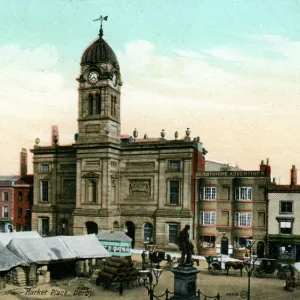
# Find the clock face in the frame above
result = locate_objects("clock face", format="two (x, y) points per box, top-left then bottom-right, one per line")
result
(112, 73), (117, 87)
(88, 71), (99, 84)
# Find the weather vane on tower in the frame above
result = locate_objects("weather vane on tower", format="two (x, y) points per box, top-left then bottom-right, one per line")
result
(93, 15), (108, 38)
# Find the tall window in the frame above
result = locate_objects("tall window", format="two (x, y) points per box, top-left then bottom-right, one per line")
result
(280, 221), (292, 234)
(235, 187), (252, 200)
(40, 180), (49, 202)
(169, 180), (179, 205)
(200, 211), (216, 225)
(39, 217), (49, 236)
(168, 223), (179, 244)
(17, 208), (22, 218)
(280, 201), (293, 214)
(200, 187), (216, 200)
(26, 191), (31, 201)
(111, 95), (117, 116)
(89, 94), (94, 115)
(235, 212), (252, 227)
(95, 94), (101, 114)
(18, 192), (22, 201)
(2, 206), (8, 218)
(2, 192), (9, 201)
(143, 223), (153, 242)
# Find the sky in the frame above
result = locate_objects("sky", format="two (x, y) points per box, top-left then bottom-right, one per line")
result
(1, 0), (300, 183)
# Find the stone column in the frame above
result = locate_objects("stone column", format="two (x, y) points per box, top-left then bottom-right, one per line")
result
(170, 265), (200, 300)
(158, 159), (166, 209)
(183, 159), (191, 210)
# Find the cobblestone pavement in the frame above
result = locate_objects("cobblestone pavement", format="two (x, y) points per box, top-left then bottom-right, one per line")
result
(0, 255), (299, 300)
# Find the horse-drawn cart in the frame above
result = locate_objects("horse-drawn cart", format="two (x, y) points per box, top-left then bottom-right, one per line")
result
(205, 256), (245, 277)
(253, 258), (289, 279)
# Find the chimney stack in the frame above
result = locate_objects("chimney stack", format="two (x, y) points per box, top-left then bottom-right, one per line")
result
(291, 165), (297, 186)
(20, 148), (27, 177)
(260, 159), (271, 178)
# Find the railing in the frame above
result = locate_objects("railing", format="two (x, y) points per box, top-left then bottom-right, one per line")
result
(152, 289), (220, 300)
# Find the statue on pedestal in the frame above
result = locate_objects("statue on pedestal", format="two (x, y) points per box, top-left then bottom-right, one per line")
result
(177, 225), (193, 265)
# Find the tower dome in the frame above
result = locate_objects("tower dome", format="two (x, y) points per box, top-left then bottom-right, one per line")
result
(81, 36), (119, 69)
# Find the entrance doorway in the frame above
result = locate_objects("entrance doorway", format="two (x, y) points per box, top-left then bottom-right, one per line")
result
(221, 237), (229, 255)
(85, 221), (98, 235)
(257, 241), (265, 258)
(125, 221), (135, 248)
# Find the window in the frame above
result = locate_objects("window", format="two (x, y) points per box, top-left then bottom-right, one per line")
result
(39, 218), (49, 236)
(3, 192), (9, 201)
(89, 94), (94, 115)
(40, 163), (50, 173)
(143, 223), (153, 242)
(199, 236), (215, 248)
(26, 191), (31, 201)
(235, 237), (253, 249)
(18, 192), (22, 201)
(40, 180), (49, 202)
(235, 187), (252, 200)
(200, 211), (216, 225)
(280, 201), (293, 214)
(169, 160), (181, 172)
(111, 95), (117, 116)
(169, 180), (179, 205)
(280, 221), (292, 234)
(16, 224), (21, 232)
(168, 223), (179, 244)
(17, 208), (22, 218)
(235, 212), (252, 227)
(95, 94), (101, 114)
(2, 206), (8, 218)
(200, 187), (216, 200)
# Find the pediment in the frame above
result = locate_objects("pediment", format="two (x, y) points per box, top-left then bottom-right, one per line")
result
(82, 172), (99, 178)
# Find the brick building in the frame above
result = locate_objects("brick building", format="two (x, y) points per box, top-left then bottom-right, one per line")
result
(267, 165), (300, 262)
(0, 148), (33, 231)
(30, 24), (208, 250)
(195, 160), (271, 258)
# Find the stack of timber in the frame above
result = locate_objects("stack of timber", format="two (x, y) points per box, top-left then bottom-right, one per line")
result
(97, 257), (139, 290)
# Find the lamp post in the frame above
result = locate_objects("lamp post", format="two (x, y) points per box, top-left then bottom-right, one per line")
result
(139, 243), (163, 300)
(244, 239), (256, 300)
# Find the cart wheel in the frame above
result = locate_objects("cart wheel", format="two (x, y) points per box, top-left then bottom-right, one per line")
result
(254, 268), (264, 278)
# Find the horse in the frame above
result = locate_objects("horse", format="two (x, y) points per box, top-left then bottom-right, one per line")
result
(225, 261), (245, 277)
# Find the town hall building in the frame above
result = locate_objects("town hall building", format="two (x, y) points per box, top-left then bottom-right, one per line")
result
(30, 22), (207, 251)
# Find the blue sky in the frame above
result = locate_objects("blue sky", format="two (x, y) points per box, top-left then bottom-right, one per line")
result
(1, 0), (300, 182)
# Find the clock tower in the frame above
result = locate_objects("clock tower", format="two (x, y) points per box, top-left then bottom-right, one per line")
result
(76, 21), (121, 145)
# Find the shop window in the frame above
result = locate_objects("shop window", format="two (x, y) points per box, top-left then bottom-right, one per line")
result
(199, 236), (215, 248)
(235, 237), (253, 249)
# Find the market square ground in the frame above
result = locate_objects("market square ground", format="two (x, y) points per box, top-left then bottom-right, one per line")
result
(0, 254), (299, 300)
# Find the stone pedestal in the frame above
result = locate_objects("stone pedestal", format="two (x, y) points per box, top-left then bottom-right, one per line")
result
(170, 264), (200, 300)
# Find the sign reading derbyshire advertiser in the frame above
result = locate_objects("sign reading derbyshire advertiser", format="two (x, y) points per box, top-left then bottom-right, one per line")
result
(196, 170), (266, 177)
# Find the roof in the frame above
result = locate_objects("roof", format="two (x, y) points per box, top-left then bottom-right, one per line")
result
(205, 160), (242, 171)
(268, 184), (300, 192)
(0, 245), (27, 271)
(0, 231), (41, 247)
(0, 176), (20, 182)
(5, 234), (110, 264)
(81, 36), (119, 68)
(97, 231), (132, 242)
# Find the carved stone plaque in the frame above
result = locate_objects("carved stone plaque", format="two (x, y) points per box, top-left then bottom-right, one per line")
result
(129, 180), (150, 195)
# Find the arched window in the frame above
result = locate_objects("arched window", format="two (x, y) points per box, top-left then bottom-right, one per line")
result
(88, 179), (97, 203)
(95, 94), (101, 114)
(89, 94), (94, 115)
(113, 221), (119, 231)
(143, 223), (153, 242)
